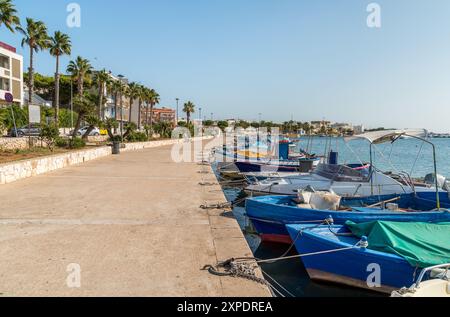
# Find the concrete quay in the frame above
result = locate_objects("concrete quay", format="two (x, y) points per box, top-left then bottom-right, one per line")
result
(0, 140), (270, 297)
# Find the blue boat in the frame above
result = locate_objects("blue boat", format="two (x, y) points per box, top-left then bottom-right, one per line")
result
(245, 192), (450, 244)
(285, 223), (450, 293)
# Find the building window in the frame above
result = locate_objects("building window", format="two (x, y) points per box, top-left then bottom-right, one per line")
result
(0, 54), (9, 69)
(0, 77), (10, 91)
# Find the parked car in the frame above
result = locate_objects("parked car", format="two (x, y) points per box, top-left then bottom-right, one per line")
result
(75, 126), (101, 137)
(8, 124), (41, 137)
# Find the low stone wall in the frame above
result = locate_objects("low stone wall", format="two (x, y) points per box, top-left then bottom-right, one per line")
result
(0, 137), (48, 151)
(0, 137), (29, 151)
(0, 146), (112, 185)
(0, 136), (213, 185)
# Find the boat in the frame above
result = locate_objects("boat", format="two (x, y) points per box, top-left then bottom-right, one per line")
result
(245, 129), (437, 197)
(285, 221), (450, 293)
(245, 192), (450, 244)
(244, 162), (415, 196)
(391, 264), (450, 297)
(216, 140), (322, 173)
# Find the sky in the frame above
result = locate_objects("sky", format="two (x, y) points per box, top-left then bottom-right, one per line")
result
(2, 0), (450, 132)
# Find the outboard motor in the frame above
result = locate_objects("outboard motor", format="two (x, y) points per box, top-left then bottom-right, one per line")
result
(328, 151), (339, 165)
(424, 173), (446, 189)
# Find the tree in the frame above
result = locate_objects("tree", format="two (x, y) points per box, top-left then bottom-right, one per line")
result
(93, 69), (110, 119)
(40, 123), (59, 151)
(49, 31), (72, 126)
(154, 121), (173, 139)
(0, 0), (20, 32)
(146, 88), (160, 130)
(17, 18), (50, 105)
(125, 82), (140, 124)
(82, 115), (101, 140)
(217, 121), (229, 132)
(136, 84), (146, 129)
(67, 56), (92, 96)
(71, 93), (96, 139)
(183, 101), (195, 126)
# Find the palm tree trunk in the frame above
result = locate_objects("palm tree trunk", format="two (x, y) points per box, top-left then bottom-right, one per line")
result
(149, 102), (154, 131)
(146, 102), (149, 125)
(187, 112), (190, 126)
(54, 54), (60, 126)
(98, 83), (103, 119)
(28, 47), (34, 105)
(129, 98), (133, 123)
(72, 112), (84, 139)
(114, 92), (118, 121)
(138, 99), (142, 129)
(79, 74), (84, 96)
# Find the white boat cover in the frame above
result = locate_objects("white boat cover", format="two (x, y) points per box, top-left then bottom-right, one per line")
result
(345, 129), (429, 145)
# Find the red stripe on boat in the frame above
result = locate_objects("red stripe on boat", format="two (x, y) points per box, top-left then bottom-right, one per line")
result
(260, 234), (292, 245)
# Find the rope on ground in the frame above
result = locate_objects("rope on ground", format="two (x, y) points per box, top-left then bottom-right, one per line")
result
(203, 238), (369, 287)
(200, 196), (247, 210)
(202, 259), (269, 287)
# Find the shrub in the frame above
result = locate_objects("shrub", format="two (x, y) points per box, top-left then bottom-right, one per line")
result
(40, 124), (60, 151)
(69, 137), (86, 149)
(126, 131), (148, 143)
(55, 137), (69, 148)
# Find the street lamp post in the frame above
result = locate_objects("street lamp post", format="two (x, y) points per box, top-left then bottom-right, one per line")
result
(176, 98), (179, 124)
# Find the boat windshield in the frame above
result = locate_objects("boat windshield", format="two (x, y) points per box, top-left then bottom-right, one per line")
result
(312, 164), (370, 182)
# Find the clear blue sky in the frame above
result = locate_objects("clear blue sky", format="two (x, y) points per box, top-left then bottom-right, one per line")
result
(3, 0), (450, 132)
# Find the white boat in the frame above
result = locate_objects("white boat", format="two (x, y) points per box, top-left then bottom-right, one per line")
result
(244, 163), (433, 197)
(391, 264), (450, 297)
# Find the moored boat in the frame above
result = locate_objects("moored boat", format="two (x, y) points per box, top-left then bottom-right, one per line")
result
(246, 192), (450, 244)
(285, 221), (450, 293)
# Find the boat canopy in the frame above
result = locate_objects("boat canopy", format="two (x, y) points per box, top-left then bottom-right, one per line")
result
(344, 129), (428, 145)
(346, 220), (450, 268)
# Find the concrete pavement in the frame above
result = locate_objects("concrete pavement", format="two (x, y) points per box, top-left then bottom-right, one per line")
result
(0, 142), (270, 297)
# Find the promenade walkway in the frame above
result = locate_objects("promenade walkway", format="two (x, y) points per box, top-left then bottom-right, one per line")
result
(0, 142), (270, 296)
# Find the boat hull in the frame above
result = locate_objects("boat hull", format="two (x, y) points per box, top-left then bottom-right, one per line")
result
(246, 193), (450, 244)
(286, 225), (418, 293)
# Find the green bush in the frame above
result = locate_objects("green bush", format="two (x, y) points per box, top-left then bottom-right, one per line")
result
(126, 131), (148, 143)
(69, 137), (86, 149)
(40, 124), (60, 151)
(0, 105), (28, 131)
(55, 137), (69, 148)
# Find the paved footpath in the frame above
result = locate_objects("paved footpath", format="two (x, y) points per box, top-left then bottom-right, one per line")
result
(0, 142), (270, 296)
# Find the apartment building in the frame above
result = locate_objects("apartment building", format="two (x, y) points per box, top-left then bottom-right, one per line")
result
(140, 107), (176, 126)
(0, 42), (23, 106)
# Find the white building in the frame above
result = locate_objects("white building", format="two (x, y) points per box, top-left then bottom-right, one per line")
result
(0, 42), (23, 106)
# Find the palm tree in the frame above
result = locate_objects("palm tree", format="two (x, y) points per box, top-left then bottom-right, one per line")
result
(146, 89), (160, 130)
(183, 101), (195, 126)
(136, 84), (146, 129)
(111, 78), (127, 136)
(17, 18), (50, 104)
(112, 79), (127, 121)
(71, 93), (97, 139)
(0, 0), (20, 32)
(49, 31), (71, 126)
(67, 56), (92, 96)
(125, 82), (140, 124)
(94, 69), (110, 119)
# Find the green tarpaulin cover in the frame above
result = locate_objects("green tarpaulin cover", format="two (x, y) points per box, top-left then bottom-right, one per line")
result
(346, 221), (450, 268)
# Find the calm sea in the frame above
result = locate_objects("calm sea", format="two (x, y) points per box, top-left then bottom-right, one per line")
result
(297, 137), (450, 178)
(214, 137), (450, 297)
